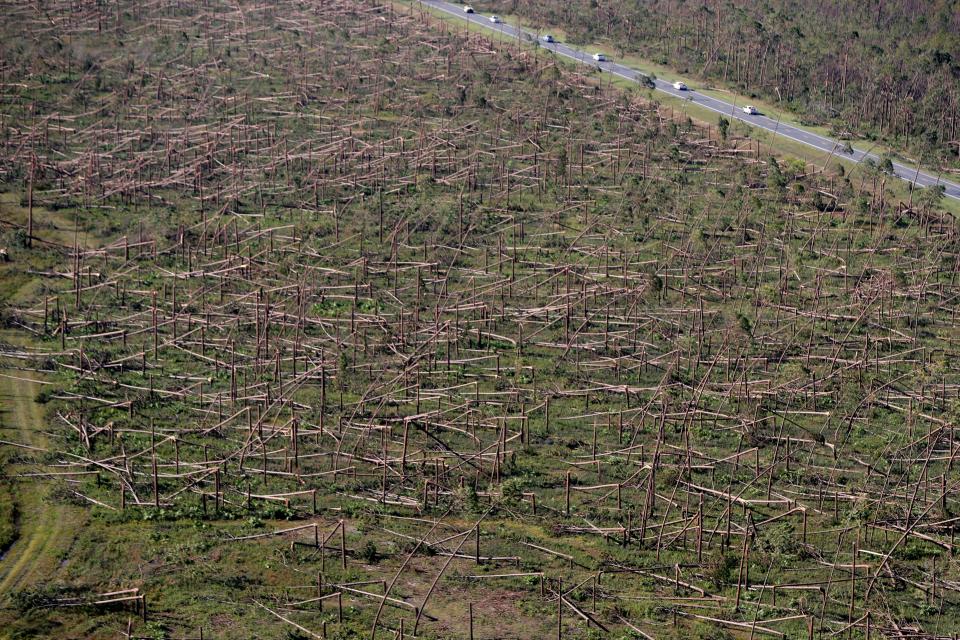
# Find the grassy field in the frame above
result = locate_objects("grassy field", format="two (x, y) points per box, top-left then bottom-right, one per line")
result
(0, 1), (959, 639)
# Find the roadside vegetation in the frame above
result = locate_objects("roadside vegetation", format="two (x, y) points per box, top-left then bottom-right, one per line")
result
(0, 1), (959, 639)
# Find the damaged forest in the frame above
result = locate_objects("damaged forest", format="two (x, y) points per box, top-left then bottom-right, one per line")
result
(1, 1), (959, 638)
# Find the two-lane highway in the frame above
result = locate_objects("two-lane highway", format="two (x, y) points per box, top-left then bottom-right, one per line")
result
(420, 0), (960, 201)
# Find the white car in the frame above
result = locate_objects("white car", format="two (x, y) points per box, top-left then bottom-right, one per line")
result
(672, 81), (688, 90)
(742, 105), (758, 115)
(489, 15), (501, 23)
(592, 53), (607, 62)
(463, 5), (474, 12)
(542, 34), (554, 43)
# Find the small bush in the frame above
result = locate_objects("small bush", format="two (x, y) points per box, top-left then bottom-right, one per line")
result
(706, 551), (738, 589)
(358, 539), (379, 563)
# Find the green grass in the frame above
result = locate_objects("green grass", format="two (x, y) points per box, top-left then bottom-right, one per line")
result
(0, 189), (99, 607)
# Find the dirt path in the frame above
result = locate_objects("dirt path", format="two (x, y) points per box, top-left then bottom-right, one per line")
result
(0, 194), (91, 596)
(0, 336), (79, 596)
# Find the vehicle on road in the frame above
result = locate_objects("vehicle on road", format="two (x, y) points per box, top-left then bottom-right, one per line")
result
(489, 15), (501, 23)
(592, 53), (606, 62)
(463, 5), (474, 12)
(742, 105), (758, 115)
(672, 81), (688, 90)
(542, 34), (554, 43)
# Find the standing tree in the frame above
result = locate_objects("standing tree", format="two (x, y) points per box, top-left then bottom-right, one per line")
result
(718, 116), (730, 142)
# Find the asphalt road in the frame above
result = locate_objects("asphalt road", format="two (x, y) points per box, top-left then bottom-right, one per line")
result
(420, 0), (960, 202)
